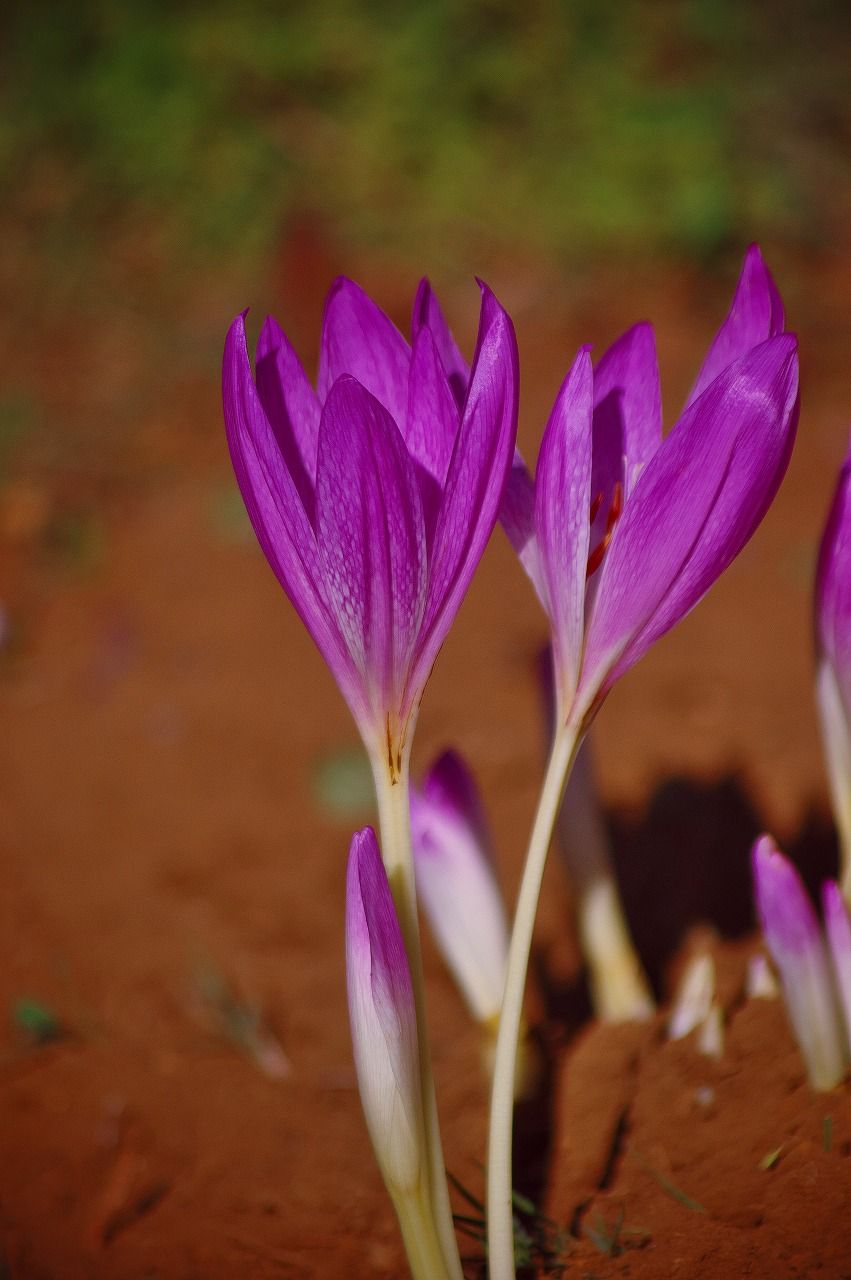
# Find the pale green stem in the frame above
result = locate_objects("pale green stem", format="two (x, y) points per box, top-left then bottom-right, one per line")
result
(372, 755), (463, 1280)
(557, 741), (654, 1021)
(486, 724), (581, 1280)
(394, 1185), (455, 1280)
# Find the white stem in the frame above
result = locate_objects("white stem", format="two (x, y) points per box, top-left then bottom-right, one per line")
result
(486, 725), (580, 1280)
(816, 661), (851, 898)
(372, 758), (463, 1280)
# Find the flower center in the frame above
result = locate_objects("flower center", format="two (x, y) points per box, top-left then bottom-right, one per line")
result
(586, 481), (623, 578)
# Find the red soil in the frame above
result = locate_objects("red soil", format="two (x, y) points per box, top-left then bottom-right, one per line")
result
(2, 243), (851, 1277)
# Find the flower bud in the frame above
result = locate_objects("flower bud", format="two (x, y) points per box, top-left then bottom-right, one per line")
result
(346, 827), (423, 1192)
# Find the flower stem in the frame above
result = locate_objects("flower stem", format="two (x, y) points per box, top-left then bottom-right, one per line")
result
(372, 757), (463, 1280)
(486, 724), (580, 1280)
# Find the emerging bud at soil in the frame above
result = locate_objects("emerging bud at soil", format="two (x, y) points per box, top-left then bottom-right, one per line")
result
(746, 953), (780, 999)
(668, 953), (715, 1041)
(346, 827), (423, 1194)
(410, 751), (508, 1025)
(752, 835), (847, 1091)
(823, 880), (851, 1054)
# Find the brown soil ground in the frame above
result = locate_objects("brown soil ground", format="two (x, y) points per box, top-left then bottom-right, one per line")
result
(1, 238), (851, 1277)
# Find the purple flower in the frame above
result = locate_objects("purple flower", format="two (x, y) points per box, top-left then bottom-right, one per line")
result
(502, 246), (799, 724)
(223, 280), (518, 768)
(815, 444), (851, 891)
(346, 827), (423, 1193)
(410, 751), (508, 1024)
(752, 836), (846, 1090)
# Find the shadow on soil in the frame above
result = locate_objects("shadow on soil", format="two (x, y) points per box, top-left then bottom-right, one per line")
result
(513, 772), (839, 1222)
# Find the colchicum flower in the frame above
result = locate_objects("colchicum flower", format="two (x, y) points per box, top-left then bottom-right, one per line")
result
(346, 828), (447, 1276)
(752, 835), (847, 1091)
(488, 248), (799, 1280)
(224, 279), (515, 1280)
(815, 442), (851, 896)
(223, 278), (518, 775)
(502, 245), (799, 1017)
(503, 243), (798, 740)
(410, 751), (508, 1027)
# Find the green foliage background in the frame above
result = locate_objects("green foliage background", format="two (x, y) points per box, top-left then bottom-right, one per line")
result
(3, 0), (849, 274)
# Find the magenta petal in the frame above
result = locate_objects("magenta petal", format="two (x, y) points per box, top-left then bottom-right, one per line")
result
(222, 314), (359, 706)
(346, 826), (421, 1191)
(581, 335), (799, 704)
(592, 322), (662, 498)
(410, 284), (519, 696)
(686, 245), (786, 409)
(816, 446), (851, 705)
(753, 836), (821, 954)
(405, 324), (459, 493)
(412, 278), (469, 409)
(500, 449), (545, 598)
(318, 277), (411, 428)
(534, 348), (593, 710)
(420, 749), (492, 857)
(315, 376), (427, 731)
(255, 315), (321, 513)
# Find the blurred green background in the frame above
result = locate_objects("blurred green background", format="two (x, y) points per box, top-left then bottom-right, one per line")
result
(4, 0), (849, 279)
(0, 0), (849, 510)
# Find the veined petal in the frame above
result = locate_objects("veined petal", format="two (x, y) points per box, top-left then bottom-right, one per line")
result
(346, 827), (422, 1193)
(256, 315), (321, 477)
(412, 279), (469, 409)
(500, 449), (545, 600)
(534, 348), (593, 712)
(315, 377), (427, 739)
(592, 322), (662, 497)
(411, 752), (508, 1024)
(318, 277), (411, 428)
(406, 324), (459, 495)
(580, 335), (799, 710)
(823, 881), (851, 1056)
(409, 283), (519, 701)
(686, 244), (786, 409)
(752, 835), (846, 1090)
(222, 314), (364, 720)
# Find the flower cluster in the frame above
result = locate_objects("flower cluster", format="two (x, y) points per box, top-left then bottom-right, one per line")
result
(222, 248), (803, 1280)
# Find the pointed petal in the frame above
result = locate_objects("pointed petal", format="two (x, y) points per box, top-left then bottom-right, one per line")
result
(406, 324), (459, 491)
(686, 245), (786, 408)
(534, 348), (593, 711)
(412, 279), (469, 409)
(752, 836), (846, 1090)
(346, 827), (422, 1193)
(315, 376), (427, 733)
(500, 449), (545, 599)
(255, 316), (321, 505)
(592, 322), (662, 496)
(823, 881), (851, 1057)
(581, 335), (799, 709)
(411, 752), (508, 1023)
(318, 277), (411, 427)
(410, 284), (519, 700)
(222, 314), (362, 715)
